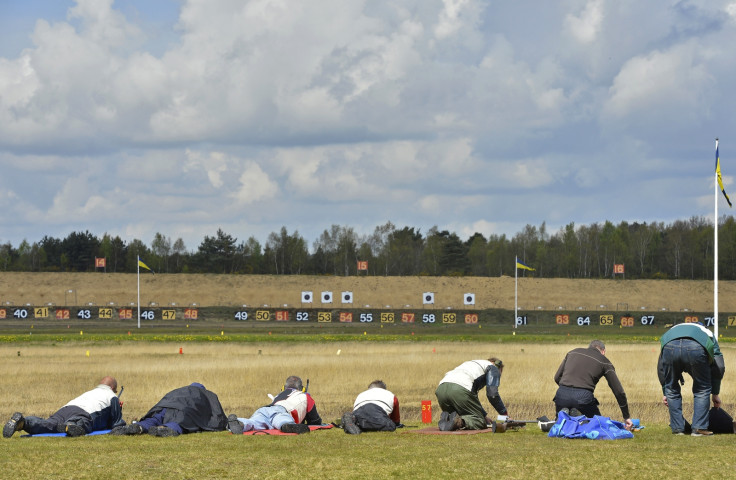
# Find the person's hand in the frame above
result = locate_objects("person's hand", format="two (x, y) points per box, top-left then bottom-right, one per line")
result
(623, 418), (634, 431)
(662, 395), (668, 407)
(712, 394), (722, 408)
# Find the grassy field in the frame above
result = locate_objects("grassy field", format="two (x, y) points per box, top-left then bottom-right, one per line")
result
(2, 274), (735, 478)
(1, 340), (735, 479)
(2, 272), (735, 312)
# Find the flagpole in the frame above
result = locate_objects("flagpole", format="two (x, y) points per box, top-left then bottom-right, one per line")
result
(714, 138), (719, 338)
(137, 255), (141, 330)
(514, 255), (518, 329)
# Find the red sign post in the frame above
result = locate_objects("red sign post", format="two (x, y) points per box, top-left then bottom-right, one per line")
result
(421, 400), (432, 424)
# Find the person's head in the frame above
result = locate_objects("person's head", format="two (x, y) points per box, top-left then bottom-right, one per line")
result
(368, 380), (387, 390)
(100, 376), (118, 394)
(284, 375), (303, 391)
(489, 357), (504, 374)
(589, 340), (606, 355)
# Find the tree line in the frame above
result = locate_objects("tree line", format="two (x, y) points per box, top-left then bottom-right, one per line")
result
(1, 216), (735, 280)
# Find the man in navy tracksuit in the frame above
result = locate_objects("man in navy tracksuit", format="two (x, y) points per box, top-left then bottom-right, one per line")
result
(3, 376), (124, 438)
(111, 383), (227, 437)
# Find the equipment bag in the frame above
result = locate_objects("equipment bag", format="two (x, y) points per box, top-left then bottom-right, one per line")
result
(709, 407), (735, 434)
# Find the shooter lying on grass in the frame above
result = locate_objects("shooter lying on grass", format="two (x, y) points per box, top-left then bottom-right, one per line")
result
(341, 380), (401, 434)
(227, 375), (321, 435)
(110, 383), (227, 437)
(3, 376), (124, 438)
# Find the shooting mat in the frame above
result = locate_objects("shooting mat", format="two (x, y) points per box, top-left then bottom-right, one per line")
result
(22, 429), (112, 437)
(240, 424), (334, 435)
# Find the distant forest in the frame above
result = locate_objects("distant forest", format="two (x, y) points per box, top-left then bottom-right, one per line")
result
(2, 217), (736, 280)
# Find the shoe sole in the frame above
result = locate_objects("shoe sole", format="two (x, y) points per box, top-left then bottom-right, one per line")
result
(227, 415), (244, 435)
(341, 413), (361, 435)
(150, 426), (179, 437)
(127, 425), (144, 435)
(64, 424), (86, 437)
(280, 423), (310, 434)
(438, 411), (451, 431)
(447, 412), (461, 431)
(3, 412), (23, 438)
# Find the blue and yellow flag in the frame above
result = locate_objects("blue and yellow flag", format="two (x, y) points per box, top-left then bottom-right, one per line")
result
(516, 260), (535, 271)
(716, 140), (732, 207)
(138, 257), (154, 274)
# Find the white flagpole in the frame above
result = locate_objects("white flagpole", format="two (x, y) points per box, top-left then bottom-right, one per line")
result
(714, 138), (719, 338)
(137, 255), (141, 329)
(514, 255), (518, 329)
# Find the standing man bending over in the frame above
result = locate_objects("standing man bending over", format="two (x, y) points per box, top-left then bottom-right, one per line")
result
(658, 322), (725, 436)
(553, 340), (633, 430)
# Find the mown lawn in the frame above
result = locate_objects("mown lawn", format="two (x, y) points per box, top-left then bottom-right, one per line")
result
(2, 424), (733, 480)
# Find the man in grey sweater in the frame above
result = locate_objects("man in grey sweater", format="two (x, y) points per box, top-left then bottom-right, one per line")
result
(553, 340), (633, 430)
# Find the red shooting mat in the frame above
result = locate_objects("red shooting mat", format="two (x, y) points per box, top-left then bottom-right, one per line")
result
(240, 424), (334, 436)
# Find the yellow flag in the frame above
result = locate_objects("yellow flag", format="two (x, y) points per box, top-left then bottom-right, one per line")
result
(716, 142), (732, 207)
(138, 258), (154, 274)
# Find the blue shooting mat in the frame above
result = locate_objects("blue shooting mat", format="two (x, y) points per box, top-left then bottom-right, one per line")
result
(548, 411), (633, 440)
(21, 429), (111, 437)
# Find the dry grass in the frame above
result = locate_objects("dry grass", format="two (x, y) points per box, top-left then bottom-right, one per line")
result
(3, 341), (734, 426)
(1, 272), (735, 312)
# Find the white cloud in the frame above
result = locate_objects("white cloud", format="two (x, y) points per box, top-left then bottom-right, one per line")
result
(46, 177), (116, 224)
(1, 0), (736, 250)
(564, 0), (604, 44)
(434, 0), (477, 39)
(68, 0), (142, 49)
(232, 162), (278, 204)
(602, 42), (714, 128)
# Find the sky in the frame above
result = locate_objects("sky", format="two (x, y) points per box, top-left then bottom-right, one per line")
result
(2, 0), (736, 253)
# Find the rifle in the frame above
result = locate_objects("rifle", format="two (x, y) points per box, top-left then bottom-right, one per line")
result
(491, 415), (553, 432)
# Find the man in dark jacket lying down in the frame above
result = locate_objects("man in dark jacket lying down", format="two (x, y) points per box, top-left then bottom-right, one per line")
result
(111, 383), (227, 437)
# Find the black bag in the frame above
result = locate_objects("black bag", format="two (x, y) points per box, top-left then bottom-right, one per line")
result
(709, 407), (735, 434)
